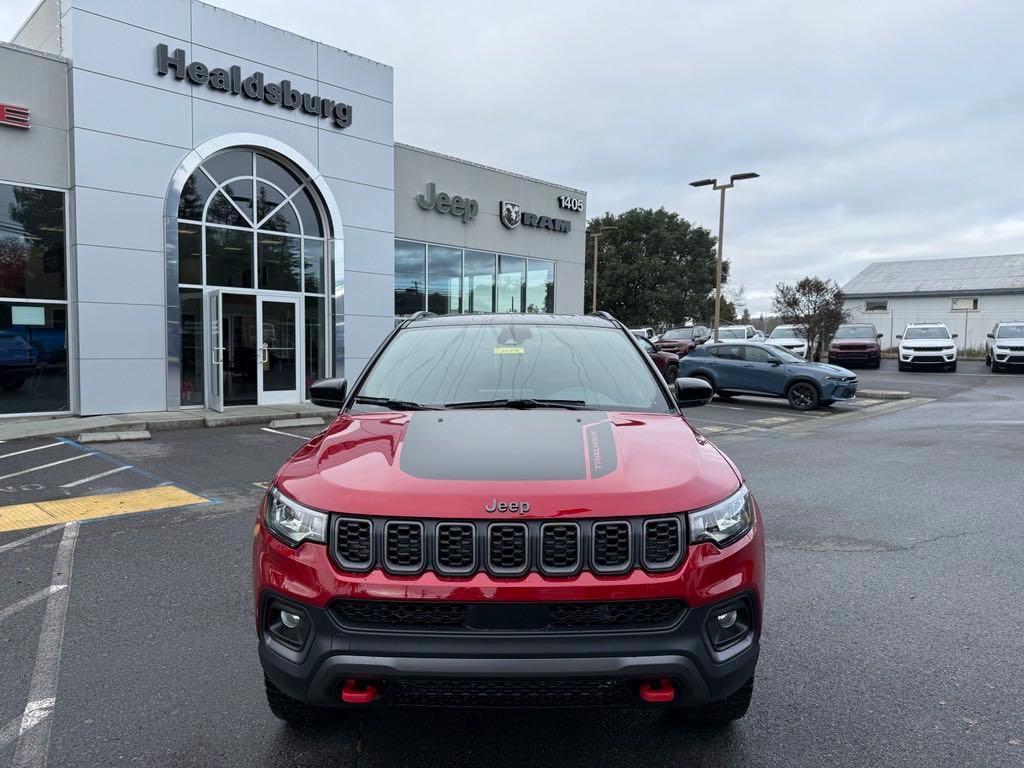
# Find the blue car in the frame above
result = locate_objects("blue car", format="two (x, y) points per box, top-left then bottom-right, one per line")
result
(678, 341), (858, 410)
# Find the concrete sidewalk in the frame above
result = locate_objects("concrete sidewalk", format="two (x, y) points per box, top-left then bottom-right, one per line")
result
(0, 403), (338, 441)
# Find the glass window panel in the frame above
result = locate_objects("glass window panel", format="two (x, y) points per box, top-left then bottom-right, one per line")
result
(427, 245), (462, 315)
(206, 226), (253, 288)
(178, 170), (215, 221)
(258, 200), (300, 234)
(292, 187), (324, 237)
(255, 182), (285, 225)
(221, 179), (254, 225)
(305, 296), (325, 395)
(462, 250), (495, 314)
(0, 184), (66, 301)
(497, 255), (526, 313)
(178, 223), (202, 285)
(526, 259), (555, 313)
(179, 288), (204, 405)
(256, 155), (301, 197)
(394, 240), (425, 316)
(303, 239), (324, 293)
(258, 234), (301, 292)
(0, 302), (68, 414)
(203, 150), (253, 184)
(206, 191), (249, 228)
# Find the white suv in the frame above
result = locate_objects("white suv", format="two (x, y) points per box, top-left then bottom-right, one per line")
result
(986, 321), (1024, 372)
(897, 322), (958, 372)
(766, 324), (809, 359)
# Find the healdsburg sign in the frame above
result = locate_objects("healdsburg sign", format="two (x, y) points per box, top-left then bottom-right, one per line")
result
(156, 44), (354, 130)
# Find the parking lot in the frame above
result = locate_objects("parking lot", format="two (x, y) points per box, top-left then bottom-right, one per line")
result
(1, 365), (1022, 767)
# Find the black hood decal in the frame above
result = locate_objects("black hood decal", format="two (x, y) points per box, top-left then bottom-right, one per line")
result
(400, 410), (609, 481)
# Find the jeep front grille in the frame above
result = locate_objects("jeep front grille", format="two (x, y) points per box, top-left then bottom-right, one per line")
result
(329, 515), (687, 578)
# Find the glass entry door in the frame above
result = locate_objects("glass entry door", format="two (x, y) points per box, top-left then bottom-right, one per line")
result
(257, 296), (301, 405)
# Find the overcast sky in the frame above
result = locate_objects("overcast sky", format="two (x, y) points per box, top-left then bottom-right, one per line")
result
(3, 0), (1022, 314)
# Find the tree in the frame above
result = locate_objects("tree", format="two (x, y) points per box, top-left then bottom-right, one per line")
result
(585, 208), (726, 327)
(771, 277), (849, 359)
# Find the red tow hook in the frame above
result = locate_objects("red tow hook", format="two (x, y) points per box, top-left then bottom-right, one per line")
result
(638, 678), (676, 703)
(340, 678), (379, 704)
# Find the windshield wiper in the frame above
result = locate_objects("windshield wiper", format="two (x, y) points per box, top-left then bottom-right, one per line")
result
(444, 398), (588, 410)
(352, 396), (437, 411)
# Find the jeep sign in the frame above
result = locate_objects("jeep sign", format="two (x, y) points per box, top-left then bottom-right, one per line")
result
(416, 183), (479, 223)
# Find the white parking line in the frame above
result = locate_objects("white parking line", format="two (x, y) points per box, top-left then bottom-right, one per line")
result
(12, 522), (79, 768)
(0, 715), (25, 750)
(0, 585), (66, 624)
(0, 453), (93, 482)
(0, 526), (62, 555)
(59, 464), (133, 489)
(0, 443), (63, 461)
(261, 427), (309, 440)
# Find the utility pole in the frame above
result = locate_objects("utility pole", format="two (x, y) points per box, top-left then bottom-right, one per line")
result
(590, 226), (617, 313)
(689, 173), (759, 341)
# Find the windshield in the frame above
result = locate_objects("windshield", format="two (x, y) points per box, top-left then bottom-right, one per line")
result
(661, 328), (692, 340)
(716, 328), (744, 339)
(905, 327), (950, 340)
(769, 326), (804, 339)
(834, 325), (876, 339)
(997, 324), (1024, 339)
(355, 323), (674, 413)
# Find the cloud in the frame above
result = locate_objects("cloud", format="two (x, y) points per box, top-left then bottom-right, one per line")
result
(3, 0), (1023, 316)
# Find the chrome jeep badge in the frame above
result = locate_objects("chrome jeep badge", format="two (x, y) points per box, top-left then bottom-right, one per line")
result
(484, 499), (531, 515)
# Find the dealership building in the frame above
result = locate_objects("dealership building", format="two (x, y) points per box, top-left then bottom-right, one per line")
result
(0, 0), (587, 417)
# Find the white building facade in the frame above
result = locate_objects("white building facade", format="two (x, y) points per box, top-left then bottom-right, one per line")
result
(842, 254), (1024, 351)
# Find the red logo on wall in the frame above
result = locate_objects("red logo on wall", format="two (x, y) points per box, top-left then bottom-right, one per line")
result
(0, 103), (31, 129)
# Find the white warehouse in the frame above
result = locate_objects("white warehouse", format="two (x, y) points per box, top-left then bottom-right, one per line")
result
(842, 254), (1024, 351)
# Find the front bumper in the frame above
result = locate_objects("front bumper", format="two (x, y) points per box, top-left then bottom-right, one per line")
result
(900, 349), (956, 364)
(828, 348), (880, 364)
(258, 591), (759, 708)
(992, 349), (1024, 365)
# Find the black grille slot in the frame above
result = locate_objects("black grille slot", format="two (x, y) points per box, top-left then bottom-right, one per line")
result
(540, 522), (580, 574)
(334, 518), (372, 570)
(390, 678), (629, 708)
(592, 521), (632, 572)
(384, 521), (424, 573)
(330, 598), (686, 633)
(644, 518), (682, 569)
(435, 523), (475, 574)
(332, 599), (468, 628)
(487, 523), (528, 575)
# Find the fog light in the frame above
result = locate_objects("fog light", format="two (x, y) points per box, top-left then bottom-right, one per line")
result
(266, 600), (310, 650)
(280, 610), (302, 629)
(715, 610), (738, 629)
(705, 599), (752, 652)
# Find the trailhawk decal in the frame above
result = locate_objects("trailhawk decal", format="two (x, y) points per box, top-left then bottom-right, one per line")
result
(399, 411), (615, 482)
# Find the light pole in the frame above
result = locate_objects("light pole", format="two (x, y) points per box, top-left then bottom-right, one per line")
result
(689, 172), (758, 341)
(589, 226), (617, 313)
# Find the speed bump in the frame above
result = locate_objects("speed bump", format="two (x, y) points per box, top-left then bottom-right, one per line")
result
(0, 485), (209, 533)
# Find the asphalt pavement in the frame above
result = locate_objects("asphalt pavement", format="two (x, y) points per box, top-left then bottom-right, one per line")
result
(0, 367), (1022, 767)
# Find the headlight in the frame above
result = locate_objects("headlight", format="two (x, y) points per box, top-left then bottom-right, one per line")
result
(688, 486), (754, 547)
(264, 487), (328, 547)
(825, 375), (849, 381)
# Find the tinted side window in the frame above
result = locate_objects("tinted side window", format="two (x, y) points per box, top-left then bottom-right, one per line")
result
(709, 345), (742, 360)
(742, 346), (776, 364)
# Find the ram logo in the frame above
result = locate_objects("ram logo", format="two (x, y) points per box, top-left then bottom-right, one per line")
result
(499, 200), (521, 229)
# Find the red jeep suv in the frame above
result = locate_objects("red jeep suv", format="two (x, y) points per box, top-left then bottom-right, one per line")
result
(253, 312), (764, 725)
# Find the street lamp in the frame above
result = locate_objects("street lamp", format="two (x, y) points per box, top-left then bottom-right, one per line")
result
(589, 225), (618, 313)
(690, 172), (759, 342)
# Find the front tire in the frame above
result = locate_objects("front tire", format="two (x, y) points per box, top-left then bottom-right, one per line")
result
(898, 361), (909, 372)
(948, 361), (957, 372)
(668, 675), (754, 729)
(787, 381), (819, 411)
(665, 363), (678, 383)
(265, 676), (336, 725)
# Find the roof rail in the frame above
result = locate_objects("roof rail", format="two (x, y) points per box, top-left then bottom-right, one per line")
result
(586, 310), (618, 323)
(405, 310), (438, 322)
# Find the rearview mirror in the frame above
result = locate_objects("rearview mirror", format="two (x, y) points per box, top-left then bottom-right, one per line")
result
(674, 377), (713, 408)
(876, 333), (884, 339)
(768, 357), (781, 366)
(309, 377), (347, 409)
(987, 332), (994, 339)
(952, 333), (959, 339)
(896, 335), (903, 340)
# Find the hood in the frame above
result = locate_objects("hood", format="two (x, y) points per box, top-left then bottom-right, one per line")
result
(790, 361), (855, 378)
(768, 337), (806, 346)
(276, 410), (742, 519)
(900, 338), (952, 348)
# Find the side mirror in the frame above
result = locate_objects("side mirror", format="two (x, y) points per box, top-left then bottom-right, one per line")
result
(768, 357), (781, 366)
(309, 377), (347, 409)
(876, 333), (884, 339)
(986, 332), (994, 339)
(895, 335), (903, 340)
(675, 377), (713, 408)
(952, 333), (959, 339)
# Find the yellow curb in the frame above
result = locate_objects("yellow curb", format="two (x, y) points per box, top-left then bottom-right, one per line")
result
(0, 486), (210, 533)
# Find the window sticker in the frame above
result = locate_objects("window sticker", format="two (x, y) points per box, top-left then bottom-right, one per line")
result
(494, 346), (525, 355)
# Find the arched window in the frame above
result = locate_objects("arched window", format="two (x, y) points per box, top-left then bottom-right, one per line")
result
(175, 149), (329, 406)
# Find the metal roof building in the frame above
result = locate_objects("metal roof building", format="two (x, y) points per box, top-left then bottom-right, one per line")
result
(842, 254), (1024, 351)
